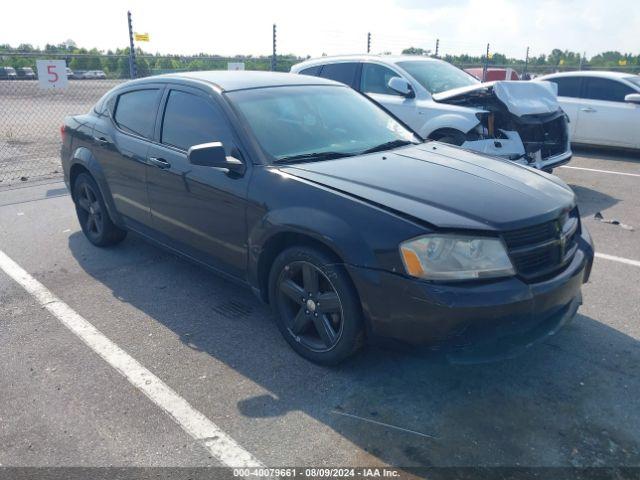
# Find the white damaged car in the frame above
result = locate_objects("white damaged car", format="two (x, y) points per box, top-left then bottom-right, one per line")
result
(291, 55), (572, 172)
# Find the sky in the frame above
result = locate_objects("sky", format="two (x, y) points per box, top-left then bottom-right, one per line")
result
(2, 0), (638, 59)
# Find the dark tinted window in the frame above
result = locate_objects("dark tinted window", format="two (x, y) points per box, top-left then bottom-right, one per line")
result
(624, 76), (640, 89)
(360, 63), (402, 95)
(161, 90), (232, 151)
(299, 66), (322, 76)
(114, 89), (160, 138)
(319, 63), (358, 86)
(549, 77), (582, 98)
(584, 77), (635, 102)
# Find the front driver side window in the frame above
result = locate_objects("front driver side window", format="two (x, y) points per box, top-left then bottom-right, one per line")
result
(161, 90), (233, 152)
(583, 78), (635, 103)
(360, 64), (403, 96)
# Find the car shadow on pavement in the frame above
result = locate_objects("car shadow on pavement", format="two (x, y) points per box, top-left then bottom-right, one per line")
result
(68, 232), (640, 469)
(569, 184), (620, 217)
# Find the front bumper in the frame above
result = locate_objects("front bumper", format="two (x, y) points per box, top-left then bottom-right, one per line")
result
(346, 228), (594, 361)
(462, 129), (572, 171)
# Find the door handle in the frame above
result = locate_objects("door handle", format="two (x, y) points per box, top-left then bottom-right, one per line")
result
(580, 107), (597, 113)
(93, 136), (109, 144)
(148, 156), (171, 169)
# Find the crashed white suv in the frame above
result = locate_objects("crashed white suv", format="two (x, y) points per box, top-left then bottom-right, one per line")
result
(291, 55), (572, 172)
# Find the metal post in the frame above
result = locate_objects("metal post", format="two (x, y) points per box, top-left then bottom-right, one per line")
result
(271, 24), (277, 71)
(435, 38), (439, 58)
(127, 11), (137, 79)
(367, 32), (371, 54)
(523, 46), (529, 77)
(482, 43), (490, 82)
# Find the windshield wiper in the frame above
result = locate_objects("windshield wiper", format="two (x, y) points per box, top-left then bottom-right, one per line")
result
(274, 151), (355, 164)
(361, 139), (416, 154)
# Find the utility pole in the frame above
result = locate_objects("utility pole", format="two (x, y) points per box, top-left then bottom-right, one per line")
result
(523, 46), (529, 77)
(435, 38), (439, 58)
(579, 51), (586, 70)
(482, 43), (490, 82)
(271, 24), (277, 71)
(127, 11), (137, 79)
(367, 32), (371, 54)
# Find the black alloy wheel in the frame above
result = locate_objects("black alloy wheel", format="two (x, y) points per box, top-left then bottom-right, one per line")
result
(73, 173), (127, 247)
(277, 260), (344, 352)
(76, 181), (104, 240)
(269, 246), (364, 365)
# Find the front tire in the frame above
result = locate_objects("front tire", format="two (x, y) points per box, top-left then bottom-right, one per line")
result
(268, 246), (364, 365)
(73, 173), (127, 247)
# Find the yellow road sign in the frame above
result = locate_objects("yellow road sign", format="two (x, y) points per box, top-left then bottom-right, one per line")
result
(134, 33), (150, 42)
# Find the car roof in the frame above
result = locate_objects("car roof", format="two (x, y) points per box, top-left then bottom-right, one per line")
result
(291, 54), (442, 70)
(132, 70), (344, 92)
(538, 70), (636, 80)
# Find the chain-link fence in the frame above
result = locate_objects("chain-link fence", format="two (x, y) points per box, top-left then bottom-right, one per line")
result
(0, 52), (300, 184)
(1, 51), (639, 185)
(0, 79), (124, 183)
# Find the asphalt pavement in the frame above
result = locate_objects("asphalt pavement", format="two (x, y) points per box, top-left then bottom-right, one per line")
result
(1, 149), (639, 474)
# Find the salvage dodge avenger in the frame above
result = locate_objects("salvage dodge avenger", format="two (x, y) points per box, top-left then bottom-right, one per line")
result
(61, 71), (594, 365)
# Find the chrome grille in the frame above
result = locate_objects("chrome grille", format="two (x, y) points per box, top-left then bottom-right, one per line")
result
(503, 208), (579, 281)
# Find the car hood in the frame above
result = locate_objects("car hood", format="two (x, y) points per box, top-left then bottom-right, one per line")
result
(279, 143), (575, 231)
(432, 80), (560, 117)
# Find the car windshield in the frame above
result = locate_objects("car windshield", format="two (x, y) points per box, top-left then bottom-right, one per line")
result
(397, 60), (479, 94)
(227, 85), (419, 162)
(624, 76), (640, 89)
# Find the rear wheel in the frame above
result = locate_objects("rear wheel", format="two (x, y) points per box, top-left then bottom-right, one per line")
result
(268, 246), (364, 365)
(73, 173), (126, 247)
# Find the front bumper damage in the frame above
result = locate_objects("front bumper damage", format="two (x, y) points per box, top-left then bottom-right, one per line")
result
(435, 80), (572, 171)
(462, 128), (572, 171)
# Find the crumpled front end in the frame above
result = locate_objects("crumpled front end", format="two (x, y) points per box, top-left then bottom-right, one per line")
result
(434, 81), (572, 170)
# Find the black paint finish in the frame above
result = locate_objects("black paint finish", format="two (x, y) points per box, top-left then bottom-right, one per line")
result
(61, 72), (594, 355)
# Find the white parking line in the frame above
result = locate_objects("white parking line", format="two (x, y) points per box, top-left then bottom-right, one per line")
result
(596, 252), (640, 268)
(0, 249), (264, 469)
(560, 166), (640, 178)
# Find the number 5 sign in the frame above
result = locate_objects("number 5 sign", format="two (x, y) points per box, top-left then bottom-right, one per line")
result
(36, 60), (68, 90)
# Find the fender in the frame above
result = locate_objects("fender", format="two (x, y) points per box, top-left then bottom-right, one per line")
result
(419, 112), (480, 139)
(246, 206), (380, 291)
(70, 146), (125, 228)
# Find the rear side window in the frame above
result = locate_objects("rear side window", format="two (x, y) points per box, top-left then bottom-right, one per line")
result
(583, 78), (635, 102)
(161, 90), (233, 152)
(114, 89), (160, 138)
(299, 66), (322, 76)
(360, 63), (402, 95)
(319, 63), (358, 86)
(547, 77), (582, 98)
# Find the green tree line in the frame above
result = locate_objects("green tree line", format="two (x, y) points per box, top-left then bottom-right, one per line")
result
(2, 41), (639, 77)
(0, 41), (300, 77)
(402, 47), (640, 72)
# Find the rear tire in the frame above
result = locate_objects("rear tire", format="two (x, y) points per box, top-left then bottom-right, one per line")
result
(268, 246), (364, 365)
(73, 173), (127, 247)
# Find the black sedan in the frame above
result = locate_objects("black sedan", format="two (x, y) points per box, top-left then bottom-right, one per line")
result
(61, 71), (594, 365)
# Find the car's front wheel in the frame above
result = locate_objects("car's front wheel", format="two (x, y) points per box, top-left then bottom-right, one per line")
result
(73, 173), (127, 247)
(268, 246), (364, 365)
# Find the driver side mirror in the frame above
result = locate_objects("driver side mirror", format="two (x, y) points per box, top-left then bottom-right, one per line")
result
(624, 93), (640, 104)
(388, 77), (415, 98)
(187, 142), (245, 175)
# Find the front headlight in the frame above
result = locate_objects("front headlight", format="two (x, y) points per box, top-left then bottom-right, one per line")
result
(399, 234), (515, 281)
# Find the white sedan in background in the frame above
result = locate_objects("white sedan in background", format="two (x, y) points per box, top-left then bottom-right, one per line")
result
(537, 71), (640, 149)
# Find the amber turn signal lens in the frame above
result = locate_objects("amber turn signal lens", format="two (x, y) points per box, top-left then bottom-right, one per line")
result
(400, 247), (425, 277)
